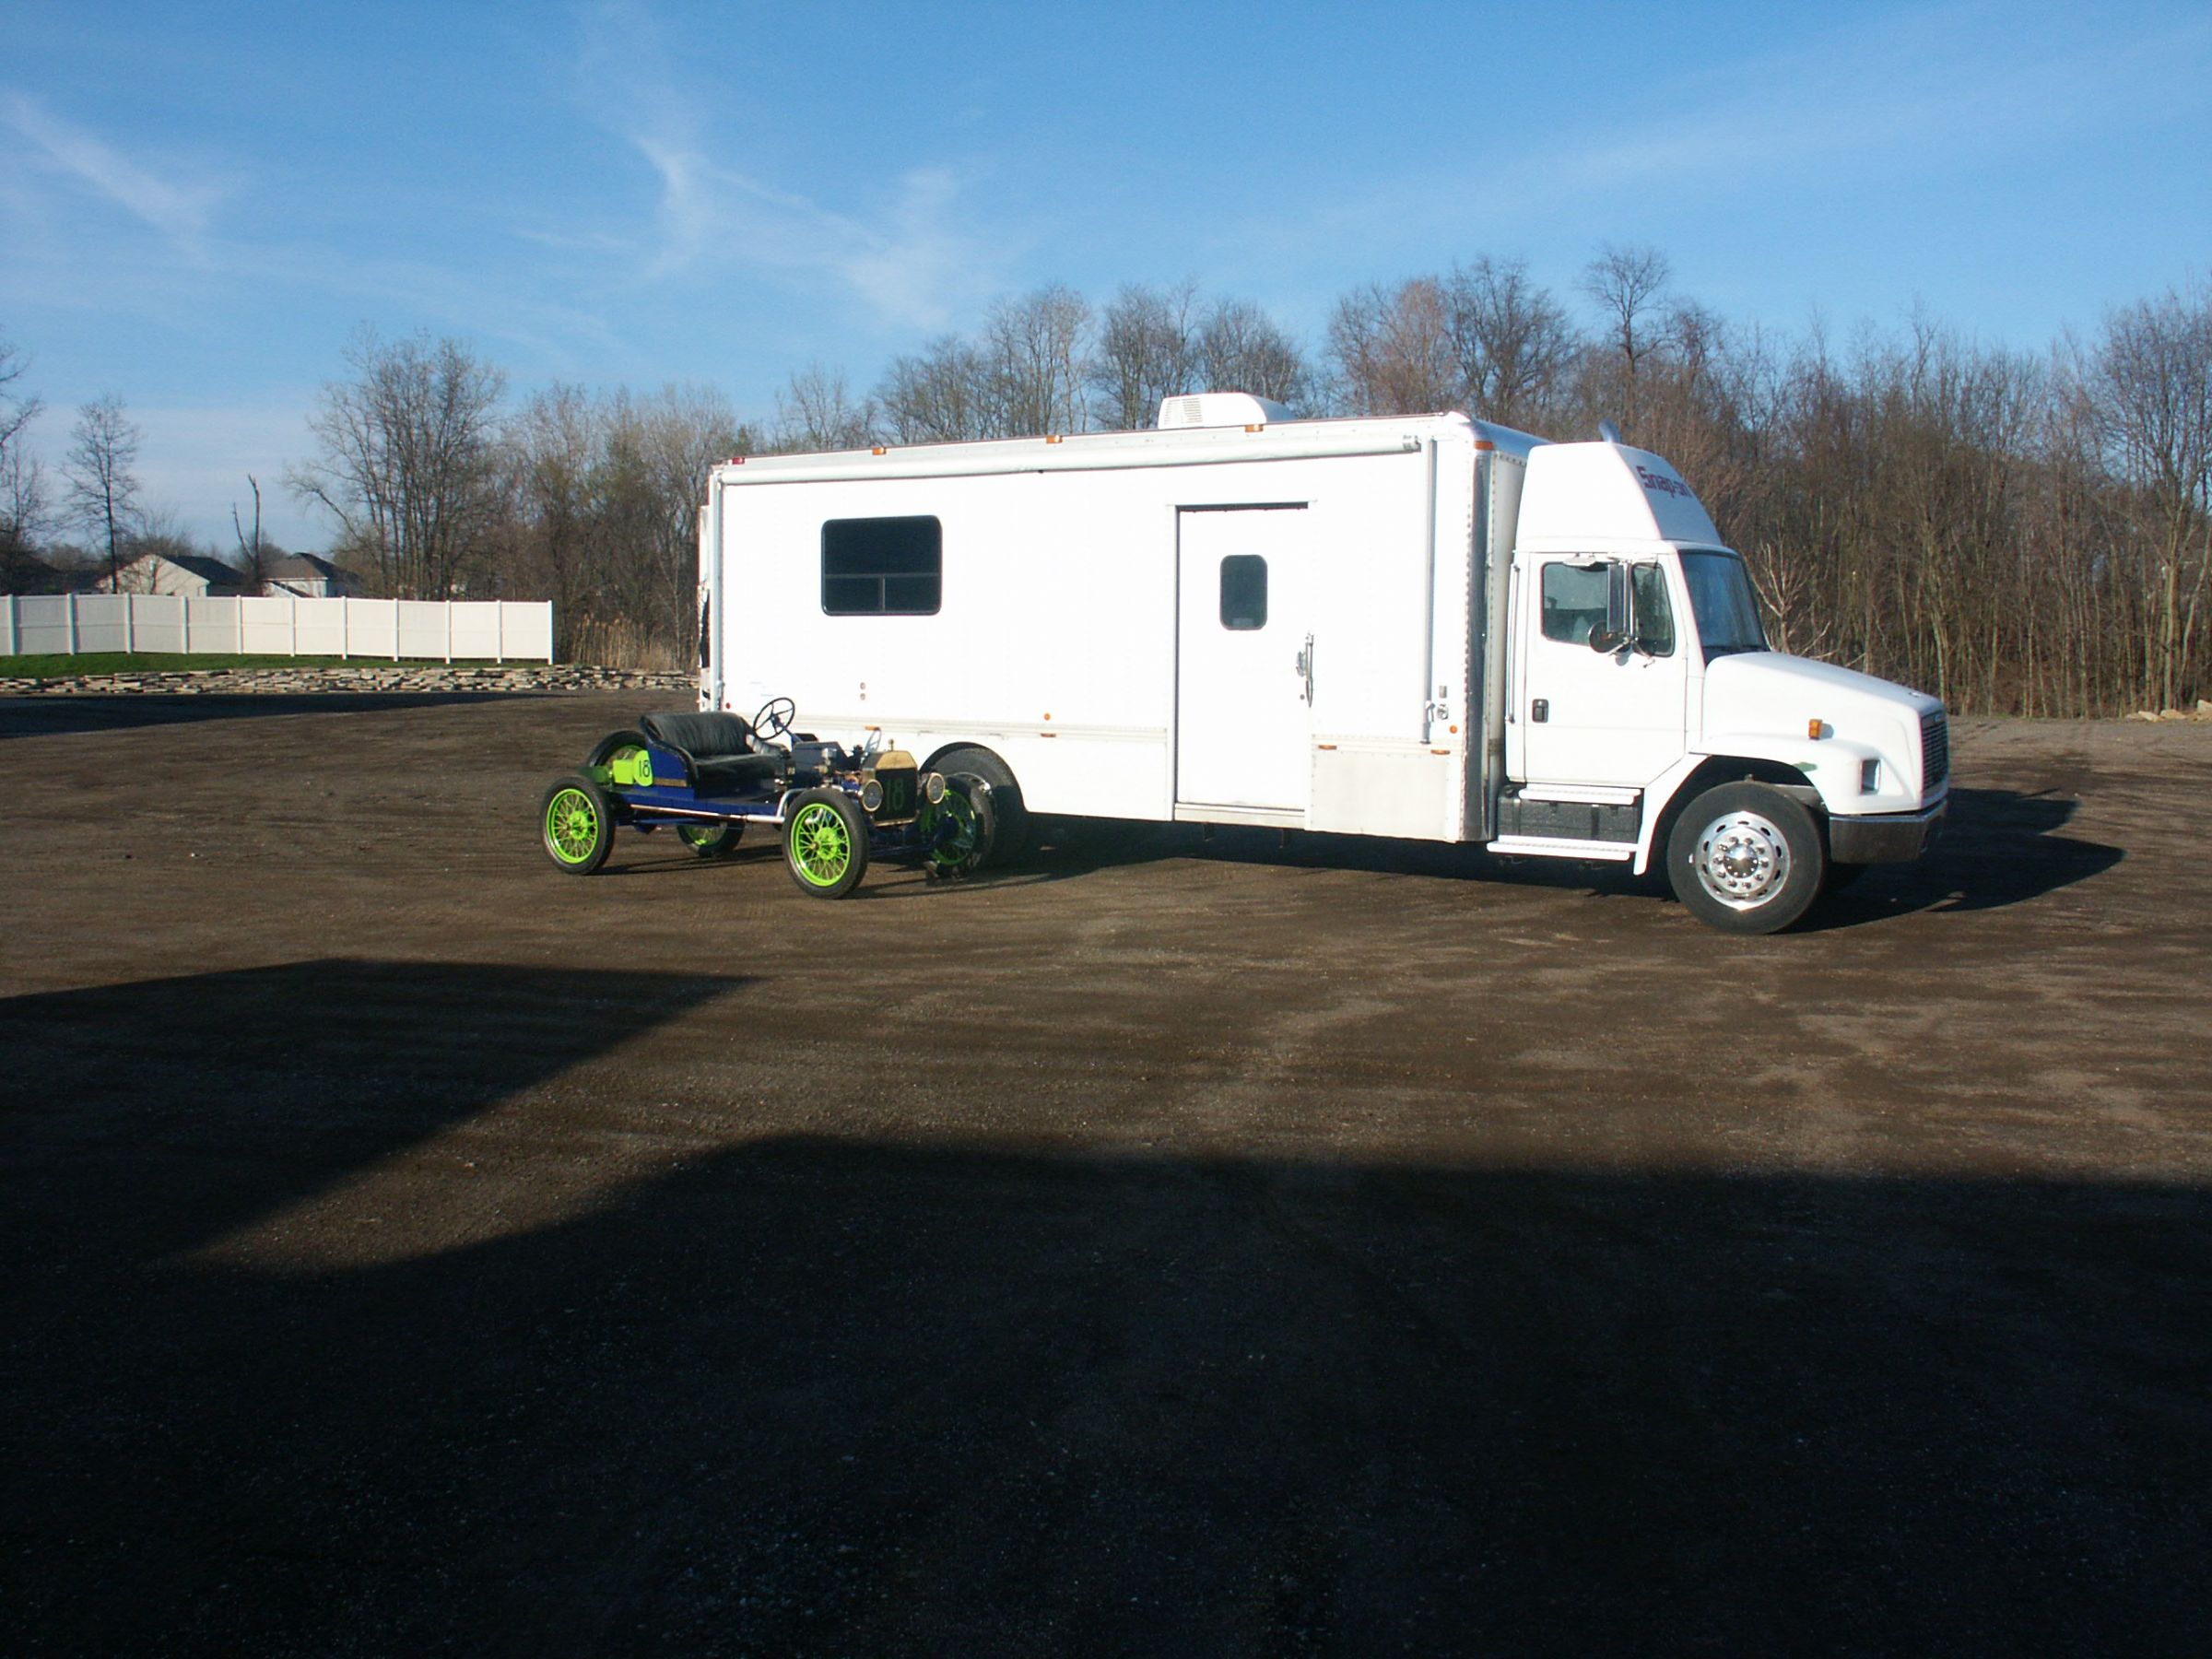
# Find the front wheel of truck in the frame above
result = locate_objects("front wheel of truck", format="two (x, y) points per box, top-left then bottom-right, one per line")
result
(1665, 782), (1825, 934)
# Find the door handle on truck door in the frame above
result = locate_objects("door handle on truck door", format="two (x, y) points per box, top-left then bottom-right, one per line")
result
(1295, 634), (1315, 703)
(1532, 698), (1549, 723)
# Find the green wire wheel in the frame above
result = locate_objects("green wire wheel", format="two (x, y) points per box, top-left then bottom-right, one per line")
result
(922, 776), (991, 877)
(782, 788), (869, 898)
(540, 774), (615, 875)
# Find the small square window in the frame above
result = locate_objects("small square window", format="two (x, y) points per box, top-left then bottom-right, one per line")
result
(1220, 555), (1267, 630)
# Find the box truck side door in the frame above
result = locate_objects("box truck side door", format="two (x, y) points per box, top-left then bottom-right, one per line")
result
(1516, 555), (1689, 788)
(1175, 504), (1312, 813)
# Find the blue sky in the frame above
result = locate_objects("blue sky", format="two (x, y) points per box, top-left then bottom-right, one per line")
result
(4, 0), (2208, 552)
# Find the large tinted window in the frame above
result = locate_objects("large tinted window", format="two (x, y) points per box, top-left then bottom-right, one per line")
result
(822, 516), (942, 615)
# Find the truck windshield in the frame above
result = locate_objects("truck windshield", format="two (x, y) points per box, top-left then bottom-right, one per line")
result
(1680, 551), (1768, 660)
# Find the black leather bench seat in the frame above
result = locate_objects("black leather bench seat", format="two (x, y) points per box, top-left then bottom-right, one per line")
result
(638, 711), (785, 795)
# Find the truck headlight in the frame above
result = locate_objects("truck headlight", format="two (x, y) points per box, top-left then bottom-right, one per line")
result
(1860, 758), (1881, 793)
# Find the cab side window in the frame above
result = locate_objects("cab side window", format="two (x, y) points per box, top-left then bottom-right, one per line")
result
(1540, 561), (1608, 645)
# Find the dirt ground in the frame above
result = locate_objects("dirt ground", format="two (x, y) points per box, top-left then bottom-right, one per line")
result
(3, 690), (2207, 1656)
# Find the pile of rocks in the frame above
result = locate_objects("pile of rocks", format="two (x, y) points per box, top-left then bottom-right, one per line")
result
(0, 663), (698, 697)
(2124, 700), (2212, 724)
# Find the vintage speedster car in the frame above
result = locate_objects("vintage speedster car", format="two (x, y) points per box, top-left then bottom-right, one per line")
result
(537, 698), (989, 898)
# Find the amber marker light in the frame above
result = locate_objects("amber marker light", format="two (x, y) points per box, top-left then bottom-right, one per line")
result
(1807, 718), (1826, 739)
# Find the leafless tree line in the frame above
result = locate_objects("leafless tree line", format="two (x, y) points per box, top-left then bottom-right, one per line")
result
(7, 256), (2207, 702)
(1320, 253), (2212, 715)
(750, 260), (2212, 711)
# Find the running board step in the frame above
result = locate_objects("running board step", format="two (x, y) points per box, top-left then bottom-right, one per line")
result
(1487, 835), (1637, 863)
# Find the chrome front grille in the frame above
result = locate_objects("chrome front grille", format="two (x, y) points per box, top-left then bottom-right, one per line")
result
(1921, 710), (1950, 792)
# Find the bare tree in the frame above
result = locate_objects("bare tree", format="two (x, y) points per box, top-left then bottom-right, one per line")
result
(982, 284), (1091, 436)
(1089, 281), (1203, 429)
(1, 329), (49, 584)
(63, 394), (142, 592)
(2082, 276), (2212, 710)
(1582, 243), (1674, 425)
(771, 363), (876, 453)
(505, 383), (605, 660)
(1441, 257), (1577, 429)
(877, 335), (997, 444)
(288, 329), (507, 598)
(0, 329), (37, 458)
(1327, 278), (1456, 415)
(621, 383), (747, 659)
(1197, 298), (1312, 410)
(230, 475), (269, 594)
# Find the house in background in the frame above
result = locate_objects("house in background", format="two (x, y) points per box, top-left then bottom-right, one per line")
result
(90, 550), (250, 596)
(264, 552), (358, 597)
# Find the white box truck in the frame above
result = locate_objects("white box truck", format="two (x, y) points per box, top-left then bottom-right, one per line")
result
(696, 393), (1947, 932)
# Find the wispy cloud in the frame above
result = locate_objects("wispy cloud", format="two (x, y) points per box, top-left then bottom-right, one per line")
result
(0, 88), (225, 247)
(632, 135), (985, 329)
(571, 0), (1002, 330)
(0, 89), (624, 371)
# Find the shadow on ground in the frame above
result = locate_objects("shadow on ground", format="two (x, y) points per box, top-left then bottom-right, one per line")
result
(929, 786), (2122, 924)
(0, 690), (531, 739)
(3, 963), (2201, 1655)
(1800, 786), (2123, 927)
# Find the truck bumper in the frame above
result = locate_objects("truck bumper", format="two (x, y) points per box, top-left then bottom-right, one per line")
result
(1829, 799), (1947, 865)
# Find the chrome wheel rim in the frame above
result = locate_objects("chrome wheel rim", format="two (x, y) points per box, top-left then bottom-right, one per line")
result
(1691, 810), (1791, 910)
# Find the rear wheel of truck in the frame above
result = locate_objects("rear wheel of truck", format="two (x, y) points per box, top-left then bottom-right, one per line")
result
(783, 789), (869, 899)
(931, 747), (1029, 867)
(1665, 782), (1825, 934)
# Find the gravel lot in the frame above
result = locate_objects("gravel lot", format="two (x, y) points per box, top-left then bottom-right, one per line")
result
(3, 690), (2208, 1655)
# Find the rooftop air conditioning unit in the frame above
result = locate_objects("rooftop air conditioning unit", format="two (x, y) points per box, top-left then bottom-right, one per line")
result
(1157, 392), (1296, 429)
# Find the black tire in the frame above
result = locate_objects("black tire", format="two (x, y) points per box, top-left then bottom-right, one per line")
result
(540, 773), (615, 876)
(1665, 782), (1825, 934)
(932, 747), (1029, 867)
(676, 820), (744, 859)
(782, 788), (869, 899)
(586, 729), (653, 767)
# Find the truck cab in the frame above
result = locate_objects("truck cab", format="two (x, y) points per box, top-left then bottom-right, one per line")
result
(1504, 438), (1947, 931)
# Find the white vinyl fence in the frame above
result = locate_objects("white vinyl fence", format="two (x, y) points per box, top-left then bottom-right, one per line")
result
(1, 594), (555, 663)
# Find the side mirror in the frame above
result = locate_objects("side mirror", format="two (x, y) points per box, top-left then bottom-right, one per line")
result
(1589, 562), (1630, 653)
